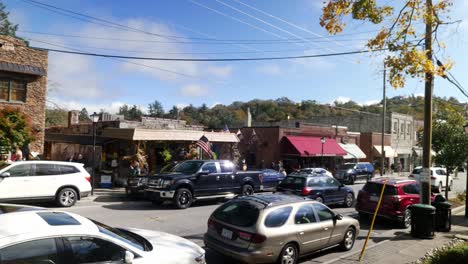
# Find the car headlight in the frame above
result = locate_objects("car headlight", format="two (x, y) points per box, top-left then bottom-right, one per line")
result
(140, 178), (148, 184)
(195, 253), (205, 264)
(347, 169), (353, 173)
(162, 179), (174, 188)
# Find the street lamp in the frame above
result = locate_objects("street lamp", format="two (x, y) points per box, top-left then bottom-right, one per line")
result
(464, 123), (468, 218)
(90, 112), (100, 195)
(320, 137), (326, 168)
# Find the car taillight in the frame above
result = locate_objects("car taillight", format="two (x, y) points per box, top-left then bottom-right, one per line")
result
(238, 231), (266, 243)
(302, 187), (313, 196)
(84, 174), (91, 183)
(408, 175), (414, 178)
(430, 176), (436, 179)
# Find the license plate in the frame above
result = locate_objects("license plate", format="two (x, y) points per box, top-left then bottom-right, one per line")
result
(221, 228), (233, 240)
(370, 196), (379, 202)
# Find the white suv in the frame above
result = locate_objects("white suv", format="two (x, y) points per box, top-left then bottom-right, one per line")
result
(0, 161), (92, 207)
(409, 166), (453, 193)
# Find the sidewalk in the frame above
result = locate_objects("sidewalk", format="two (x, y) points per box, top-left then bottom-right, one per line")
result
(326, 206), (468, 264)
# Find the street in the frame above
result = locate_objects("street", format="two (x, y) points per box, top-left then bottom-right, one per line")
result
(51, 174), (466, 264)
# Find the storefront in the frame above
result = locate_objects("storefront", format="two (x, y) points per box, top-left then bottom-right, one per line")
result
(339, 143), (367, 162)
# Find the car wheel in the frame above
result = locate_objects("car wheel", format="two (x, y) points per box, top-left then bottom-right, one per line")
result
(315, 196), (324, 204)
(340, 227), (356, 251)
(173, 188), (193, 209)
(56, 188), (78, 207)
(241, 184), (254, 196)
(343, 193), (354, 208)
(276, 243), (298, 264)
(400, 208), (411, 228)
(438, 182), (443, 193)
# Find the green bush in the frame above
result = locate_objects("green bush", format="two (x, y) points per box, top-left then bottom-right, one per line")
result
(424, 243), (468, 264)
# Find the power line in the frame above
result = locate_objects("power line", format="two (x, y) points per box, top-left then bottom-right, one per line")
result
(33, 45), (393, 61)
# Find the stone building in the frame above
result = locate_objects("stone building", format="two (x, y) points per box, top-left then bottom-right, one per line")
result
(0, 35), (48, 153)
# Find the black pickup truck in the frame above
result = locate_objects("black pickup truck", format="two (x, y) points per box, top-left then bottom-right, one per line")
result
(145, 160), (263, 209)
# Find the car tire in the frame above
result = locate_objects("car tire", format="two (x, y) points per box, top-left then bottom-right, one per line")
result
(241, 184), (254, 196)
(173, 188), (193, 209)
(340, 227), (356, 251)
(399, 208), (411, 228)
(276, 243), (298, 264)
(315, 196), (324, 204)
(343, 193), (354, 208)
(56, 188), (78, 207)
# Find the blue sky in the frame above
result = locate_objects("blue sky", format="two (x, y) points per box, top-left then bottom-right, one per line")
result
(5, 0), (468, 113)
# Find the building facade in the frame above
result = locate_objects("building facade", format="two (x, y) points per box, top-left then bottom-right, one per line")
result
(0, 35), (48, 153)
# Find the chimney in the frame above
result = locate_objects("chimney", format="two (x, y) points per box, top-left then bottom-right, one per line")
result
(68, 110), (79, 127)
(246, 107), (252, 127)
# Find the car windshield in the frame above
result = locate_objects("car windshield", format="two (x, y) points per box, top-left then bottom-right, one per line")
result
(339, 164), (356, 170)
(170, 161), (204, 174)
(213, 200), (261, 227)
(363, 182), (397, 196)
(159, 163), (178, 173)
(90, 219), (152, 251)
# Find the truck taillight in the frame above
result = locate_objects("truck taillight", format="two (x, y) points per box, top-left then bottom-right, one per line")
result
(302, 187), (313, 196)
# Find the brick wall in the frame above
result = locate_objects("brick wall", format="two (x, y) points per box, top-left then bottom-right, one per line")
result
(0, 36), (48, 153)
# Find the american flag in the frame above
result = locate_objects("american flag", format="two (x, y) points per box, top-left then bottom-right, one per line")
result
(196, 135), (213, 158)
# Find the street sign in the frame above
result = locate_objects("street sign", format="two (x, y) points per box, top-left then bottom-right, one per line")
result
(420, 168), (431, 183)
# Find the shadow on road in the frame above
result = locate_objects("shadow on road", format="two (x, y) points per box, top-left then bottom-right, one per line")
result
(101, 199), (226, 211)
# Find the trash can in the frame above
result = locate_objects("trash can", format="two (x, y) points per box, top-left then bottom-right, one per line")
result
(433, 201), (452, 232)
(410, 204), (436, 238)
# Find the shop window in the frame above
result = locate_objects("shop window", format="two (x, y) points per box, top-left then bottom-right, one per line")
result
(393, 121), (398, 134)
(0, 79), (27, 102)
(407, 124), (411, 138)
(400, 123), (405, 137)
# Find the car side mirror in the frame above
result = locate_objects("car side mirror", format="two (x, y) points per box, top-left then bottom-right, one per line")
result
(0, 172), (10, 178)
(334, 213), (343, 220)
(198, 170), (209, 177)
(124, 251), (134, 264)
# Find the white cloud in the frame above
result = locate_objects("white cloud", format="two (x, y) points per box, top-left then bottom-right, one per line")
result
(179, 84), (208, 97)
(47, 98), (127, 114)
(362, 100), (380, 106)
(257, 64), (281, 75)
(206, 66), (233, 78)
(332, 96), (351, 105)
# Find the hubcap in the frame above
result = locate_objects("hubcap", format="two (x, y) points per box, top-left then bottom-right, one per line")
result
(244, 186), (253, 195)
(179, 191), (190, 205)
(60, 191), (75, 206)
(344, 230), (354, 249)
(404, 209), (411, 227)
(346, 194), (353, 206)
(281, 246), (295, 264)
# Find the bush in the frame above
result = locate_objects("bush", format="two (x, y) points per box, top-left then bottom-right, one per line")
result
(424, 243), (468, 264)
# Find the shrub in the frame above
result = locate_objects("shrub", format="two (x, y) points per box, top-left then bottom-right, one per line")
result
(424, 243), (468, 264)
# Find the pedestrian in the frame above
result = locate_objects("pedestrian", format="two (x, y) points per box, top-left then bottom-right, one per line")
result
(75, 154), (86, 165)
(130, 160), (141, 177)
(11, 146), (23, 162)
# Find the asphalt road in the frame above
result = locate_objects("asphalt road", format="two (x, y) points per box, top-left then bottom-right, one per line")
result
(51, 174), (465, 264)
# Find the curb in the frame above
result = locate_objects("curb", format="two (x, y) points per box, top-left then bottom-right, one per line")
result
(452, 205), (466, 215)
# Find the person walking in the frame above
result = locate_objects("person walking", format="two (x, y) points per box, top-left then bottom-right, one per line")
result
(130, 160), (141, 177)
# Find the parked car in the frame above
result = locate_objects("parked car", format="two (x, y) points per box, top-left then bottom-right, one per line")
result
(0, 205), (206, 264)
(204, 194), (359, 264)
(335, 162), (375, 184)
(145, 160), (263, 209)
(126, 162), (179, 197)
(356, 178), (435, 228)
(260, 169), (285, 191)
(0, 161), (91, 207)
(409, 166), (453, 193)
(299, 167), (334, 177)
(277, 175), (355, 207)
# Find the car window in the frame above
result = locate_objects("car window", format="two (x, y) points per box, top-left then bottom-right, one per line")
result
(280, 177), (305, 189)
(323, 177), (341, 187)
(201, 163), (217, 174)
(436, 169), (447, 176)
(363, 182), (398, 195)
(264, 206), (292, 227)
(412, 168), (421, 174)
(294, 204), (317, 224)
(312, 203), (334, 221)
(5, 164), (32, 177)
(213, 200), (261, 227)
(35, 164), (61, 176)
(59, 165), (80, 174)
(65, 236), (126, 263)
(402, 183), (420, 194)
(220, 162), (234, 173)
(0, 238), (59, 264)
(307, 177), (323, 187)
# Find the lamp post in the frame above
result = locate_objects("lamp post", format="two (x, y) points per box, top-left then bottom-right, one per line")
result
(320, 137), (326, 168)
(464, 123), (468, 218)
(90, 112), (100, 196)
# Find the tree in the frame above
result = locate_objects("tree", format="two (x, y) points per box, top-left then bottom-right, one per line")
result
(0, 1), (17, 36)
(0, 108), (32, 152)
(78, 108), (91, 122)
(45, 108), (68, 127)
(148, 100), (165, 118)
(119, 104), (143, 121)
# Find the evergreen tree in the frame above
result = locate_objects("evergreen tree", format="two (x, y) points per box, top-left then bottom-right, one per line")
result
(148, 100), (165, 118)
(0, 1), (18, 36)
(78, 108), (91, 122)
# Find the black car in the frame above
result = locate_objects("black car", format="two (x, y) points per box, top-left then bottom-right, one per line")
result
(126, 162), (178, 197)
(145, 160), (263, 209)
(277, 175), (354, 207)
(335, 162), (375, 185)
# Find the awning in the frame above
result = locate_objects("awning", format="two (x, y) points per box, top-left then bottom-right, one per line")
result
(0, 61), (46, 76)
(373, 145), (397, 158)
(101, 128), (239, 143)
(412, 147), (437, 157)
(339, 143), (366, 159)
(282, 136), (347, 157)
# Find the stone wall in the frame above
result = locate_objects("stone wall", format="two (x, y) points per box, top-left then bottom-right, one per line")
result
(0, 35), (48, 153)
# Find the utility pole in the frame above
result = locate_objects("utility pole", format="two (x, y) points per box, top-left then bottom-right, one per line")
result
(381, 65), (387, 177)
(421, 0), (434, 205)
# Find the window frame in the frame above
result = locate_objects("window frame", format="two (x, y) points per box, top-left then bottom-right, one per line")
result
(312, 203), (335, 222)
(0, 237), (62, 264)
(201, 162), (218, 174)
(5, 164), (33, 177)
(0, 78), (27, 103)
(264, 206), (293, 228)
(294, 204), (318, 225)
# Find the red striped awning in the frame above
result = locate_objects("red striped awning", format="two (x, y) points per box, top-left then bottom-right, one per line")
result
(282, 136), (347, 157)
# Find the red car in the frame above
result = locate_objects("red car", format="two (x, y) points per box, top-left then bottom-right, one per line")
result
(356, 178), (435, 228)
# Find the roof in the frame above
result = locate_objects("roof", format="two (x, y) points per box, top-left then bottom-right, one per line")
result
(101, 128), (239, 143)
(2, 160), (85, 166)
(0, 61), (46, 76)
(235, 193), (310, 208)
(368, 177), (415, 186)
(339, 143), (367, 159)
(281, 136), (347, 157)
